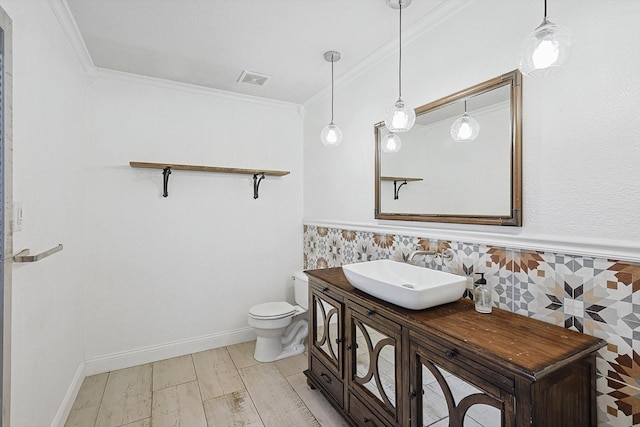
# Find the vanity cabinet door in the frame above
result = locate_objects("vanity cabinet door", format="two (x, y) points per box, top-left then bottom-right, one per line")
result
(310, 284), (344, 378)
(347, 303), (402, 426)
(409, 340), (516, 427)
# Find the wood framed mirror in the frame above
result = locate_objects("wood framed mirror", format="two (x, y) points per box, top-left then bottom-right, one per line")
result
(375, 70), (522, 226)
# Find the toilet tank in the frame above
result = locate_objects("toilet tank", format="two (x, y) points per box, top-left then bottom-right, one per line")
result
(293, 271), (309, 310)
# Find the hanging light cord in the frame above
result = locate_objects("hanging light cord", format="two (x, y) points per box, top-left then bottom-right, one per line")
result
(544, 0), (547, 19)
(398, 1), (403, 99)
(464, 100), (467, 113)
(331, 54), (335, 123)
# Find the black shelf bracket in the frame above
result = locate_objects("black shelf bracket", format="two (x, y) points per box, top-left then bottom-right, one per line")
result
(253, 173), (265, 199)
(162, 167), (172, 197)
(393, 180), (408, 200)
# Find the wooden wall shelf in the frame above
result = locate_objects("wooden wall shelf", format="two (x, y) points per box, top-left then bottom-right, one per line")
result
(129, 161), (290, 198)
(381, 176), (423, 182)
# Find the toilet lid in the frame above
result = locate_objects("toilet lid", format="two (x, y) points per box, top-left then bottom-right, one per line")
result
(249, 301), (297, 319)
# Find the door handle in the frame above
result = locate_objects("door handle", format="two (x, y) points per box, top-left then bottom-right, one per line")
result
(13, 244), (63, 263)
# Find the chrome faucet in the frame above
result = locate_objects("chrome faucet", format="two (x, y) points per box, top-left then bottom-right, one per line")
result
(408, 249), (437, 262)
(408, 248), (453, 262)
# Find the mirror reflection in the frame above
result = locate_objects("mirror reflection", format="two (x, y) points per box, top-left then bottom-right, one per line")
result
(420, 362), (502, 426)
(354, 322), (396, 407)
(375, 70), (522, 226)
(315, 298), (339, 361)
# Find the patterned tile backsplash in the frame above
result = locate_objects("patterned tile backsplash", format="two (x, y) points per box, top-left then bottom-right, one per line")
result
(303, 225), (640, 427)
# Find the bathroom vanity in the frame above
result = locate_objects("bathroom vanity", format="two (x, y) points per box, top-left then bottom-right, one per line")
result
(304, 267), (606, 427)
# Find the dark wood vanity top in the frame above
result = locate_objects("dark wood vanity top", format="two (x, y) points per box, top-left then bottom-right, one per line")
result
(306, 267), (606, 381)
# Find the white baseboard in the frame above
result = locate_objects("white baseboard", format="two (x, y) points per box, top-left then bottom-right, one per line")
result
(51, 361), (86, 427)
(84, 327), (256, 376)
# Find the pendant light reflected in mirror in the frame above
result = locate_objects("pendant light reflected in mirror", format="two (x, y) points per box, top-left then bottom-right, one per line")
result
(382, 133), (402, 153)
(517, 0), (572, 77)
(321, 51), (343, 147)
(450, 100), (480, 142)
(384, 0), (415, 133)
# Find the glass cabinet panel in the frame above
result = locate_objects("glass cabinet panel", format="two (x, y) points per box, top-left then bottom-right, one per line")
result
(411, 343), (512, 427)
(311, 290), (343, 374)
(354, 322), (396, 406)
(348, 309), (401, 423)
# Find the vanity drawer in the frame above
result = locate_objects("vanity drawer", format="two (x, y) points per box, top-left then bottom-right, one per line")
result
(410, 330), (515, 394)
(348, 301), (401, 334)
(310, 356), (343, 407)
(348, 393), (393, 427)
(310, 280), (345, 301)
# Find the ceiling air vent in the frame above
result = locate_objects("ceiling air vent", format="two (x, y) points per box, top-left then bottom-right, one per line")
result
(238, 70), (271, 86)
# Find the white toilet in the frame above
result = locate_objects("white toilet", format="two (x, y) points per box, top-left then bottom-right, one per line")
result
(248, 271), (309, 362)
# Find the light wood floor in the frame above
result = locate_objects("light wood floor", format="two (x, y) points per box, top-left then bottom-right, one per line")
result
(65, 341), (350, 427)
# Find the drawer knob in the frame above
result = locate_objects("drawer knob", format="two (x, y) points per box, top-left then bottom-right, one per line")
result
(445, 349), (455, 359)
(335, 337), (341, 344)
(320, 373), (332, 384)
(408, 391), (417, 400)
(322, 287), (329, 293)
(363, 418), (375, 426)
(365, 309), (375, 317)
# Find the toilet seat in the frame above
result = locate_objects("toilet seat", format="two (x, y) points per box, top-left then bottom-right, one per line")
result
(249, 301), (296, 320)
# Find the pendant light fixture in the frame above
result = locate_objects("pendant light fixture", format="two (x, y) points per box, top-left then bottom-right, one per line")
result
(320, 51), (343, 147)
(384, 0), (415, 133)
(382, 133), (402, 153)
(517, 0), (572, 77)
(450, 100), (480, 142)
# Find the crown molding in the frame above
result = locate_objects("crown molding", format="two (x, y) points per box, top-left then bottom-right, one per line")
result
(92, 67), (301, 111)
(303, 220), (640, 263)
(48, 0), (95, 74)
(303, 0), (473, 107)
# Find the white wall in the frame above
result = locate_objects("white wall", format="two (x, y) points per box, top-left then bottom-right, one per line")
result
(82, 76), (303, 364)
(1, 0), (304, 425)
(304, 0), (640, 250)
(0, 0), (88, 425)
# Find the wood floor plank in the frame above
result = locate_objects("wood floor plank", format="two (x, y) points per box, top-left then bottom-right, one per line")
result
(120, 418), (151, 427)
(152, 381), (207, 427)
(203, 390), (263, 427)
(66, 342), (334, 427)
(152, 354), (197, 391)
(71, 373), (108, 410)
(64, 405), (100, 427)
(240, 363), (319, 427)
(227, 341), (259, 370)
(287, 373), (350, 427)
(274, 353), (307, 378)
(95, 364), (152, 427)
(193, 347), (244, 401)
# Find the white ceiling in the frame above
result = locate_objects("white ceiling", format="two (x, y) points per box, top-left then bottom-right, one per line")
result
(65, 0), (448, 105)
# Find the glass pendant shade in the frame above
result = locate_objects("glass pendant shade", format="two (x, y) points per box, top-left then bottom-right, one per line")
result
(382, 133), (402, 153)
(518, 17), (572, 77)
(321, 122), (343, 147)
(321, 50), (342, 147)
(385, 0), (415, 133)
(384, 99), (416, 133)
(450, 113), (480, 142)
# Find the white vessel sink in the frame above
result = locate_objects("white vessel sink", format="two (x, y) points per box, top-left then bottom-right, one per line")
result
(342, 259), (467, 310)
